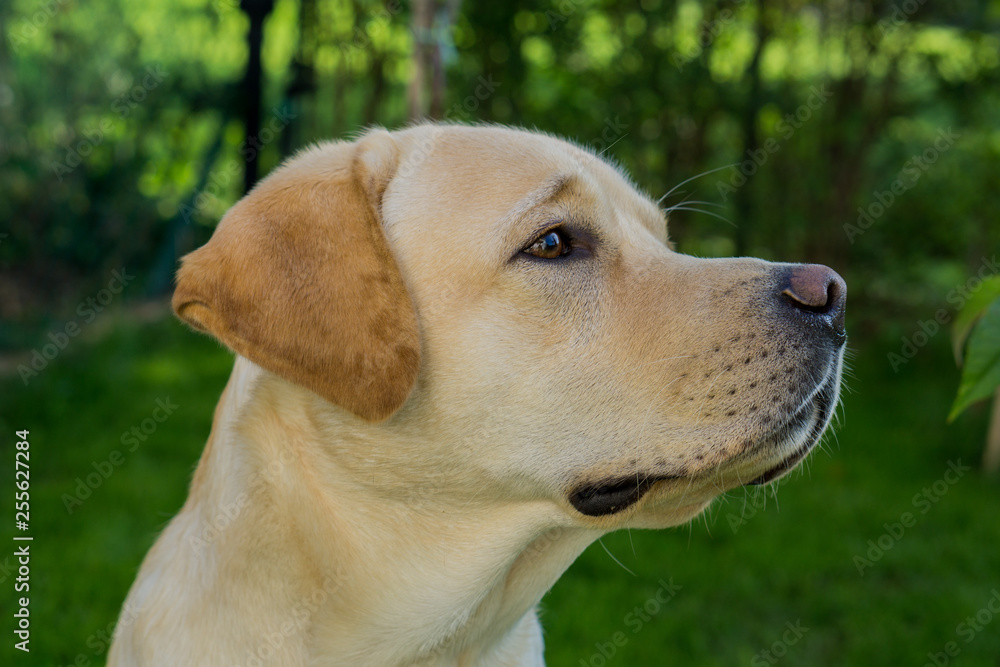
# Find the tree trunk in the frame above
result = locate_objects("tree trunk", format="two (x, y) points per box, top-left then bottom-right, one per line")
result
(408, 0), (434, 121)
(734, 0), (767, 256)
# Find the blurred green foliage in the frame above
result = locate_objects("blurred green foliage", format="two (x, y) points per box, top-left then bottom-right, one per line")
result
(2, 0), (999, 343)
(950, 282), (1000, 420)
(2, 1), (1000, 664)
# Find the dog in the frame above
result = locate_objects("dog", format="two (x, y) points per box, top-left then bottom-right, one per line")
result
(109, 123), (846, 666)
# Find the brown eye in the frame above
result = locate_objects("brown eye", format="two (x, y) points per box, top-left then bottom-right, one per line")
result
(524, 229), (571, 259)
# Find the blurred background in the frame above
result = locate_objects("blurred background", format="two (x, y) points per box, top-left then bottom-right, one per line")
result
(1, 0), (999, 665)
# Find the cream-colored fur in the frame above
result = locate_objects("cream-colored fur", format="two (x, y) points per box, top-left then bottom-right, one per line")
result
(109, 124), (846, 666)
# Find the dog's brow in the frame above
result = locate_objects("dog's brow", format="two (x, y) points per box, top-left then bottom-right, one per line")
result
(495, 174), (577, 250)
(509, 174), (575, 216)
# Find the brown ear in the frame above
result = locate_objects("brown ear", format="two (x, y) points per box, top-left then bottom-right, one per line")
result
(172, 130), (419, 421)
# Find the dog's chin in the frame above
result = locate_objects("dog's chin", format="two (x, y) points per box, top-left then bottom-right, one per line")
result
(696, 364), (840, 498)
(628, 402), (835, 528)
(624, 499), (716, 529)
(738, 358), (842, 487)
(572, 359), (842, 523)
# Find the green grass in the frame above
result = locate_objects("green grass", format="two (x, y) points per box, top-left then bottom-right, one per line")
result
(1, 308), (998, 666)
(0, 308), (232, 667)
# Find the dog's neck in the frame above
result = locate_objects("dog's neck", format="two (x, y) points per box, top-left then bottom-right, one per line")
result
(186, 357), (601, 665)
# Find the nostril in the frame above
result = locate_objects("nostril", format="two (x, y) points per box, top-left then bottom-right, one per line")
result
(782, 264), (847, 335)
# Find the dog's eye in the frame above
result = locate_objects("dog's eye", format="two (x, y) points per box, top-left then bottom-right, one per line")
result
(524, 229), (572, 259)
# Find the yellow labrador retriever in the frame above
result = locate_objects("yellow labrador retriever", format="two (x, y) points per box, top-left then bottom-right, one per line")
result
(109, 124), (846, 666)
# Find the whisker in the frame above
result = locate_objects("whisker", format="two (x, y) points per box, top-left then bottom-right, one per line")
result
(663, 206), (737, 228)
(663, 199), (728, 212)
(579, 134), (631, 170)
(597, 133), (628, 157)
(657, 163), (739, 205)
(598, 538), (636, 576)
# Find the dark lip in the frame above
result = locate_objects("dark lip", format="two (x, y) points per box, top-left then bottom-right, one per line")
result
(569, 356), (842, 515)
(569, 473), (683, 517)
(744, 367), (839, 485)
(568, 389), (824, 514)
(744, 438), (816, 485)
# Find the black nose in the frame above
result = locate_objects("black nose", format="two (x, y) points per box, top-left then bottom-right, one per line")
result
(781, 264), (847, 337)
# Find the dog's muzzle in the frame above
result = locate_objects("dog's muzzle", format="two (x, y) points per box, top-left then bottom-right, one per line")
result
(568, 263), (848, 517)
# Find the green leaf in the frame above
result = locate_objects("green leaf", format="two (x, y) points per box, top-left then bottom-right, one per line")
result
(951, 276), (1000, 365)
(949, 297), (1000, 422)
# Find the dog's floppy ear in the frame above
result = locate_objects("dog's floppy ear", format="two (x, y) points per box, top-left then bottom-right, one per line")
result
(172, 130), (419, 421)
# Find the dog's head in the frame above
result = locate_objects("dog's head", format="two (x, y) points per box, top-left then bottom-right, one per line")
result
(174, 124), (845, 529)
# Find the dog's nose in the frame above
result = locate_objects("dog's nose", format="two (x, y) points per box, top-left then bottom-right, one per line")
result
(781, 264), (847, 337)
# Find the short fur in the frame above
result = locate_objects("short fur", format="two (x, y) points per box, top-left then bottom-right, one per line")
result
(110, 124), (846, 666)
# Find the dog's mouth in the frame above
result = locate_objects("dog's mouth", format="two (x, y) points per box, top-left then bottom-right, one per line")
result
(743, 357), (841, 486)
(568, 356), (843, 518)
(744, 442), (813, 485)
(568, 473), (684, 517)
